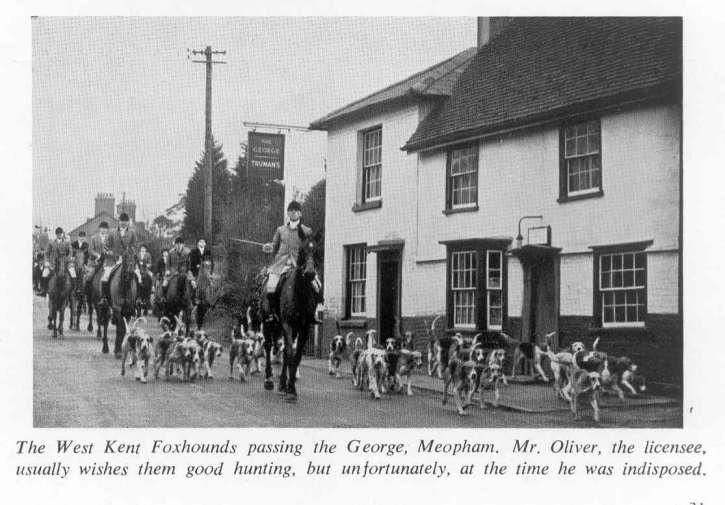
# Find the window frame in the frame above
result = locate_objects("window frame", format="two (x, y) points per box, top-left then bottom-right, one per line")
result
(345, 244), (368, 318)
(446, 142), (479, 212)
(362, 127), (382, 204)
(591, 241), (652, 329)
(444, 239), (509, 331)
(558, 118), (604, 203)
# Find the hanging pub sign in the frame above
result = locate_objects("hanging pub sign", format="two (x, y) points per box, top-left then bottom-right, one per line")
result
(247, 132), (285, 180)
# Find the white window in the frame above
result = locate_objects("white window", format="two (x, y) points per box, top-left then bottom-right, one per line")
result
(564, 120), (601, 196)
(486, 250), (503, 329)
(599, 251), (646, 327)
(449, 145), (478, 208)
(451, 251), (477, 328)
(347, 246), (367, 316)
(363, 128), (382, 202)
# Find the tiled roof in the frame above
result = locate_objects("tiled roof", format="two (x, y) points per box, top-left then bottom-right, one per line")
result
(403, 17), (682, 152)
(308, 47), (477, 130)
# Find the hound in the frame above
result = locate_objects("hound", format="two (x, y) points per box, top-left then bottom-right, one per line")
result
(426, 316), (448, 378)
(442, 355), (479, 416)
(165, 336), (201, 382)
(349, 335), (366, 386)
(475, 362), (504, 408)
(510, 331), (555, 383)
(229, 336), (256, 383)
(355, 330), (388, 399)
(328, 322), (351, 378)
(392, 349), (424, 396)
(120, 317), (154, 383)
(568, 367), (602, 422)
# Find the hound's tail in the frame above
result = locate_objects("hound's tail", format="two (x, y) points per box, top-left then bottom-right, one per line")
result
(344, 331), (354, 349)
(366, 329), (377, 350)
(353, 336), (364, 350)
(592, 336), (600, 352)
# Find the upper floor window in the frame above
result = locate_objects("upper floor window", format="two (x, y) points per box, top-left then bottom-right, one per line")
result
(346, 245), (367, 317)
(447, 144), (478, 210)
(560, 119), (602, 201)
(598, 251), (646, 327)
(362, 128), (382, 202)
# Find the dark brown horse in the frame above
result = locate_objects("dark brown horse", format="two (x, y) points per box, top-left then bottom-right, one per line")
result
(46, 258), (73, 339)
(161, 272), (192, 334)
(135, 269), (153, 318)
(108, 257), (138, 358)
(259, 234), (319, 403)
(190, 260), (221, 330)
(68, 249), (86, 331)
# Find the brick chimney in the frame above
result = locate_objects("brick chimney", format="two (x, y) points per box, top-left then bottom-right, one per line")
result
(477, 17), (513, 48)
(94, 193), (115, 217)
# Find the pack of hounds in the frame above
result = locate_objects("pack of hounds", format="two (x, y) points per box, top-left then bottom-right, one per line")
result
(118, 312), (646, 422)
(333, 316), (647, 422)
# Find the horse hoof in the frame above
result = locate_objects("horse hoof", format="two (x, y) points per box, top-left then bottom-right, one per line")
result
(114, 352), (122, 359)
(263, 381), (274, 391)
(135, 377), (140, 381)
(47, 323), (54, 330)
(284, 393), (298, 403)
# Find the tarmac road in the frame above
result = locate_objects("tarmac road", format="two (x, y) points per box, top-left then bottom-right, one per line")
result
(32, 295), (682, 428)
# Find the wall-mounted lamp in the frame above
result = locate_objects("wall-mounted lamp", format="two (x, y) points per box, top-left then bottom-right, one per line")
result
(517, 215), (543, 248)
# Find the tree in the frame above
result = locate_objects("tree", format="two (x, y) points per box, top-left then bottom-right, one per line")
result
(181, 137), (230, 243)
(301, 178), (325, 279)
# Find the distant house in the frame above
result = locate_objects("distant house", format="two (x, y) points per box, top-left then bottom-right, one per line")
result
(66, 193), (155, 245)
(312, 18), (682, 386)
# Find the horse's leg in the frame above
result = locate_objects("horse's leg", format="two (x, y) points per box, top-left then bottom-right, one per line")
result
(286, 330), (307, 402)
(87, 303), (94, 333)
(58, 300), (66, 338)
(263, 330), (274, 390)
(100, 306), (109, 353)
(114, 311), (125, 358)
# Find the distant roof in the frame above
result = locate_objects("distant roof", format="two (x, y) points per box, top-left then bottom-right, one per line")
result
(309, 47), (478, 130)
(403, 17), (682, 152)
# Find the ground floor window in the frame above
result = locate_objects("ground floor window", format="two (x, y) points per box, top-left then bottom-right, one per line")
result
(443, 239), (509, 331)
(346, 244), (367, 317)
(591, 241), (652, 328)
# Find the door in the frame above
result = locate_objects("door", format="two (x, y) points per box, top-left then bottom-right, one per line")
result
(520, 253), (559, 347)
(377, 250), (401, 343)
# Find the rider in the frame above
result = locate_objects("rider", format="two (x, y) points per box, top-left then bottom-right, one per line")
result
(188, 237), (213, 299)
(100, 213), (141, 306)
(156, 248), (170, 283)
(162, 237), (190, 302)
(43, 227), (73, 286)
(262, 200), (322, 324)
(136, 244), (153, 280)
(89, 221), (112, 304)
(71, 231), (90, 265)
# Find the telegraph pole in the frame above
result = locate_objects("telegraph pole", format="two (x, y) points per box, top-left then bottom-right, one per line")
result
(189, 46), (226, 241)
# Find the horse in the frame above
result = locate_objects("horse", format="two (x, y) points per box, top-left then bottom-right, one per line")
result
(135, 268), (153, 318)
(162, 271), (192, 334)
(46, 258), (73, 338)
(108, 255), (138, 358)
(88, 258), (113, 348)
(68, 249), (87, 331)
(258, 234), (319, 403)
(190, 260), (221, 330)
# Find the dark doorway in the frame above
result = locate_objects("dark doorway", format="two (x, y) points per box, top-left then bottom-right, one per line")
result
(518, 247), (560, 348)
(377, 250), (401, 343)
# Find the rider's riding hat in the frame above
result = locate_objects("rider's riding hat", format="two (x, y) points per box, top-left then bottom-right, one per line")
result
(99, 221), (109, 229)
(119, 213), (130, 222)
(55, 227), (64, 235)
(287, 201), (302, 212)
(79, 231), (86, 237)
(174, 237), (184, 244)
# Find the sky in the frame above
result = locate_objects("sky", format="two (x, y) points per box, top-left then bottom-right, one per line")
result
(32, 17), (475, 230)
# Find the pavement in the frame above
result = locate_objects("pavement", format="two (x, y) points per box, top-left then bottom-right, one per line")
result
(298, 356), (679, 413)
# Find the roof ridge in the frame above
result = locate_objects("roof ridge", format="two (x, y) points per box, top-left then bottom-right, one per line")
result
(310, 46), (477, 128)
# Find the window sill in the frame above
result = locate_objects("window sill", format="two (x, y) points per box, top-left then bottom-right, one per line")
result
(587, 325), (649, 334)
(557, 189), (604, 204)
(443, 205), (479, 215)
(352, 200), (382, 213)
(339, 318), (367, 329)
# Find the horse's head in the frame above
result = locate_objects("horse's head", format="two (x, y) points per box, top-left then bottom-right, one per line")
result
(297, 235), (318, 281)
